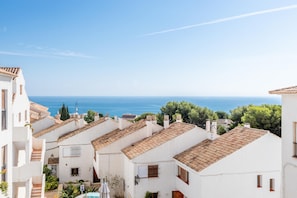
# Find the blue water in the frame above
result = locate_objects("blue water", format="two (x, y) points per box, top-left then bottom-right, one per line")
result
(29, 96), (281, 117)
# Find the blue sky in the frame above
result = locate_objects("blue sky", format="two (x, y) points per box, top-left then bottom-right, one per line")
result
(0, 0), (297, 96)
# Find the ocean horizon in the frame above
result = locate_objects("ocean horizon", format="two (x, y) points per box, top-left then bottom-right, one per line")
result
(29, 96), (281, 118)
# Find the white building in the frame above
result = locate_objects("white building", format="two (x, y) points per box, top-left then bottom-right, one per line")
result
(0, 67), (46, 198)
(270, 85), (297, 198)
(56, 117), (129, 183)
(91, 119), (163, 184)
(122, 119), (207, 198)
(174, 126), (281, 198)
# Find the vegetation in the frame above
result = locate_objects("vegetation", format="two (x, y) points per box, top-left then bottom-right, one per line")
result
(158, 101), (218, 128)
(60, 180), (99, 198)
(43, 165), (59, 192)
(135, 101), (281, 137)
(59, 103), (70, 121)
(0, 169), (8, 196)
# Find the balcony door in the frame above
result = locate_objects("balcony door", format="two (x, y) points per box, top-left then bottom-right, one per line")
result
(172, 191), (184, 198)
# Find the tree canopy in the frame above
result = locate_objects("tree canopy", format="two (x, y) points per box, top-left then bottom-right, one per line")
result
(158, 101), (218, 128)
(59, 103), (70, 121)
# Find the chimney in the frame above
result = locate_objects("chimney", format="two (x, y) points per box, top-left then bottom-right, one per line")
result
(94, 112), (100, 121)
(118, 118), (124, 130)
(244, 123), (250, 128)
(211, 121), (217, 134)
(206, 119), (211, 132)
(176, 114), (182, 123)
(152, 115), (157, 124)
(146, 116), (153, 137)
(164, 115), (169, 129)
(207, 121), (218, 140)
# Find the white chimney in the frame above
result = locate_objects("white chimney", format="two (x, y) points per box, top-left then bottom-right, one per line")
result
(146, 119), (153, 137)
(94, 113), (100, 121)
(164, 115), (169, 129)
(176, 114), (182, 123)
(206, 119), (211, 132)
(207, 121), (218, 140)
(244, 123), (250, 128)
(152, 115), (157, 124)
(211, 121), (217, 134)
(118, 118), (124, 130)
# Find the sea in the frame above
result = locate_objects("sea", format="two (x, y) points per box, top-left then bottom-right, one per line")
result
(29, 96), (281, 118)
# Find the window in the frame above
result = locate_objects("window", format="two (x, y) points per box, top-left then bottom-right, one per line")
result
(71, 168), (79, 176)
(19, 112), (21, 122)
(20, 85), (23, 95)
(148, 165), (158, 178)
(270, 178), (275, 192)
(257, 175), (262, 188)
(1, 90), (7, 130)
(293, 122), (297, 157)
(138, 165), (158, 178)
(177, 166), (189, 184)
(24, 110), (27, 122)
(63, 147), (81, 157)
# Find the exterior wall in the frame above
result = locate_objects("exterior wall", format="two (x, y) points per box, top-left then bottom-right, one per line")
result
(123, 156), (135, 198)
(97, 124), (163, 179)
(58, 119), (119, 182)
(0, 75), (13, 197)
(32, 117), (55, 134)
(177, 133), (281, 198)
(38, 119), (83, 170)
(126, 127), (207, 198)
(281, 95), (297, 198)
(58, 144), (94, 183)
(11, 70), (30, 127)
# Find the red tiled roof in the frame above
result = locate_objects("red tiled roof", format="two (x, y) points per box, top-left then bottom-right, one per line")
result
(174, 127), (267, 172)
(122, 122), (196, 160)
(57, 118), (106, 142)
(269, 85), (297, 94)
(92, 119), (147, 150)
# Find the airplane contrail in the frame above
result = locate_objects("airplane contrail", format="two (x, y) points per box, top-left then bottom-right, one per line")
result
(143, 4), (297, 36)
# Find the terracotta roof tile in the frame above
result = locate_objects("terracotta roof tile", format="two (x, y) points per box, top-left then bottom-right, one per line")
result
(57, 118), (106, 142)
(122, 122), (196, 159)
(269, 85), (297, 94)
(0, 67), (20, 75)
(92, 119), (147, 150)
(33, 118), (75, 138)
(174, 127), (267, 172)
(0, 68), (18, 77)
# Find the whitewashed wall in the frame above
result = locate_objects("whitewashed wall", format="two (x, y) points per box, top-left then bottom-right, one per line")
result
(97, 124), (163, 179)
(0, 75), (14, 198)
(58, 119), (119, 182)
(176, 133), (281, 198)
(125, 126), (207, 198)
(281, 95), (297, 198)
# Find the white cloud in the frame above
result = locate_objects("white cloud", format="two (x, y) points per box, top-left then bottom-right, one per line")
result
(143, 4), (297, 36)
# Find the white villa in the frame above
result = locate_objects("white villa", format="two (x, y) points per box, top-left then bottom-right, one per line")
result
(91, 117), (163, 191)
(270, 85), (297, 198)
(0, 67), (46, 198)
(122, 117), (207, 198)
(174, 126), (281, 198)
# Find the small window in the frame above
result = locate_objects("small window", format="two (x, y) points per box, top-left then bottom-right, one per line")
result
(20, 85), (23, 95)
(178, 166), (189, 184)
(270, 178), (275, 192)
(24, 110), (27, 122)
(148, 165), (158, 178)
(71, 168), (79, 177)
(1, 90), (7, 130)
(19, 112), (21, 122)
(257, 175), (262, 188)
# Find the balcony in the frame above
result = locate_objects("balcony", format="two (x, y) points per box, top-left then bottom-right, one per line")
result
(13, 137), (45, 183)
(13, 126), (31, 143)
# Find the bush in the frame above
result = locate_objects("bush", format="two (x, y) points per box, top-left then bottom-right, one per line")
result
(0, 181), (8, 195)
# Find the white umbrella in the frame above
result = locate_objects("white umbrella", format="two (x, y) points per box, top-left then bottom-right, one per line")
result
(99, 179), (110, 198)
